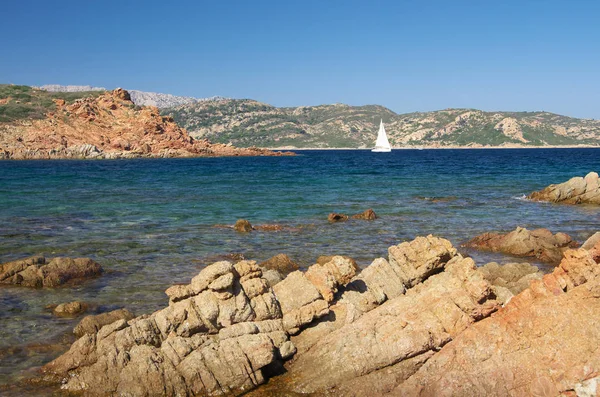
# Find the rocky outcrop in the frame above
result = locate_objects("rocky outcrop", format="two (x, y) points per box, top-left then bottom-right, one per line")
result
(351, 208), (378, 220)
(258, 254), (298, 274)
(528, 172), (600, 204)
(328, 209), (378, 222)
(282, 243), (499, 393)
(51, 301), (88, 318)
(42, 256), (357, 395)
(40, 234), (600, 396)
(0, 256), (102, 287)
(73, 309), (135, 337)
(395, 247), (600, 396)
(327, 212), (349, 222)
(463, 226), (577, 264)
(0, 89), (293, 159)
(477, 262), (543, 304)
(233, 219), (253, 232)
(494, 117), (528, 143)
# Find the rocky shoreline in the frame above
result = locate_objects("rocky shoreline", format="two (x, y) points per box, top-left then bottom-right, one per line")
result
(0, 228), (590, 396)
(2, 177), (600, 395)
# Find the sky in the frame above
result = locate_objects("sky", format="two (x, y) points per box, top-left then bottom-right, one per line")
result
(2, 0), (599, 119)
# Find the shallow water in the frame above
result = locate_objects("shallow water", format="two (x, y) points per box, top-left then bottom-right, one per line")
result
(1, 148), (600, 386)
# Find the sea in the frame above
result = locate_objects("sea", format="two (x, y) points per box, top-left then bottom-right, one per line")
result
(1, 148), (600, 387)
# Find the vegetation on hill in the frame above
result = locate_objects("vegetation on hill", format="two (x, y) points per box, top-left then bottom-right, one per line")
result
(164, 100), (600, 148)
(0, 85), (105, 122)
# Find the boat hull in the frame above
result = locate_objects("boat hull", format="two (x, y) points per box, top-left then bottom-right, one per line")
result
(371, 148), (392, 152)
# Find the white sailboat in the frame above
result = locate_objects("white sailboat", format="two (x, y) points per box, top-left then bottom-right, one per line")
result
(371, 119), (392, 152)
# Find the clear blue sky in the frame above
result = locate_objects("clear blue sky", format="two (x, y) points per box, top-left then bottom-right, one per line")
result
(2, 0), (599, 118)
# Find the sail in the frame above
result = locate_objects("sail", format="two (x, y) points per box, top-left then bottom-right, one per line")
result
(372, 119), (391, 152)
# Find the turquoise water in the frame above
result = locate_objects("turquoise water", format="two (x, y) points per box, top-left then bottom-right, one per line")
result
(1, 148), (600, 386)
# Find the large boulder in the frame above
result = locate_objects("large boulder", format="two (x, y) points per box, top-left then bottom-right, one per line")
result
(282, 255), (499, 393)
(528, 172), (600, 204)
(258, 253), (299, 276)
(388, 235), (457, 287)
(463, 227), (577, 265)
(0, 256), (103, 287)
(395, 248), (600, 396)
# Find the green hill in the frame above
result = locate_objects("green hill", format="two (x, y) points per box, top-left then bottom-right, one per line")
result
(164, 100), (600, 148)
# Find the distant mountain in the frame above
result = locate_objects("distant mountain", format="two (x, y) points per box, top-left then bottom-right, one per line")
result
(163, 99), (600, 148)
(35, 84), (107, 92)
(127, 90), (226, 109)
(34, 85), (225, 109)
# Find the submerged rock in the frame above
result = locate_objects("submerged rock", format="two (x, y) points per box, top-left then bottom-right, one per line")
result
(0, 256), (103, 287)
(258, 254), (300, 287)
(233, 219), (253, 232)
(258, 254), (299, 275)
(327, 213), (349, 222)
(351, 208), (378, 220)
(328, 209), (378, 222)
(528, 172), (600, 204)
(73, 308), (134, 337)
(463, 226), (577, 265)
(51, 301), (89, 318)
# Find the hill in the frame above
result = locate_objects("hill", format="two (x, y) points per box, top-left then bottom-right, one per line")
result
(0, 85), (290, 159)
(164, 99), (600, 148)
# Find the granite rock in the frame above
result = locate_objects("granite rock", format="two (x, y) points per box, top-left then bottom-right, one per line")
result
(464, 226), (578, 265)
(0, 256), (102, 287)
(528, 172), (600, 205)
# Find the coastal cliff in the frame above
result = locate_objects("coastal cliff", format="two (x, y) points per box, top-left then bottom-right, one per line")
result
(0, 85), (291, 159)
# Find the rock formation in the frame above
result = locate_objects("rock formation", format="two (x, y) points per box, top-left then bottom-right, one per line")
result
(42, 256), (357, 395)
(528, 172), (600, 204)
(0, 256), (102, 287)
(233, 219), (254, 232)
(351, 208), (378, 220)
(0, 88), (293, 159)
(38, 234), (600, 396)
(328, 209), (378, 222)
(51, 301), (88, 318)
(282, 238), (499, 394)
(463, 226), (577, 264)
(258, 254), (298, 275)
(395, 247), (600, 396)
(73, 309), (135, 337)
(477, 261), (543, 304)
(327, 212), (349, 222)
